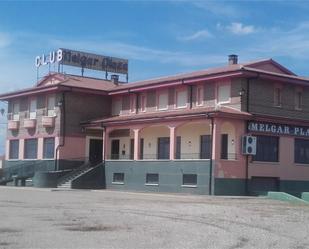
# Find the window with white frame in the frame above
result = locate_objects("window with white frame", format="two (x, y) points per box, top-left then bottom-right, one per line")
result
(158, 91), (168, 110)
(176, 89), (187, 108)
(130, 95), (136, 113)
(141, 94), (146, 112)
(29, 98), (37, 119)
(24, 138), (38, 159)
(43, 137), (55, 159)
(47, 95), (56, 116)
(196, 86), (203, 106)
(9, 140), (19, 159)
(112, 98), (122, 116)
(218, 84), (230, 104)
(12, 102), (20, 121)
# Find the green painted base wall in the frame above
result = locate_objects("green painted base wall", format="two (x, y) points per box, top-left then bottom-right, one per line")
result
(214, 178), (247, 196)
(105, 160), (211, 195)
(280, 180), (309, 198)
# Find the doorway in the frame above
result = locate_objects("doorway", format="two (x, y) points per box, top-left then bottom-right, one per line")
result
(89, 139), (103, 165)
(158, 137), (170, 159)
(111, 139), (120, 159)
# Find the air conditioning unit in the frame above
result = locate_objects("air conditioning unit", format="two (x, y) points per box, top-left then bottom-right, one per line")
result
(242, 135), (257, 155)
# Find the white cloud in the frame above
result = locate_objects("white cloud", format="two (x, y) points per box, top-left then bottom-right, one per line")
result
(190, 1), (238, 17)
(178, 29), (213, 41)
(226, 22), (256, 35)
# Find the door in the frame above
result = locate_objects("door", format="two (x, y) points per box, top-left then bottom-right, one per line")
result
(89, 139), (103, 165)
(200, 135), (211, 159)
(157, 137), (170, 159)
(111, 139), (120, 159)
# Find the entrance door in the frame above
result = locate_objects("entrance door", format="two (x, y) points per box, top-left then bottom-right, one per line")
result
(89, 139), (103, 165)
(111, 139), (120, 159)
(200, 135), (211, 159)
(158, 137), (170, 159)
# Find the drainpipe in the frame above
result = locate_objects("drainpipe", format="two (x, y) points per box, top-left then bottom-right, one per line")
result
(55, 92), (66, 171)
(207, 113), (214, 195)
(244, 73), (259, 195)
(189, 85), (193, 109)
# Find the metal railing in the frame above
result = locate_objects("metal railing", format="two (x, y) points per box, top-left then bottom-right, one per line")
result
(221, 153), (237, 160)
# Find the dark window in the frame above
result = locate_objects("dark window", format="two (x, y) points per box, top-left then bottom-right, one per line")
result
(295, 139), (309, 164)
(130, 139), (134, 160)
(176, 136), (181, 159)
(183, 174), (197, 186)
(111, 139), (120, 159)
(200, 135), (211, 159)
(24, 139), (37, 159)
(158, 137), (170, 159)
(9, 140), (19, 159)
(140, 138), (144, 159)
(146, 173), (159, 184)
(113, 173), (124, 183)
(221, 134), (228, 159)
(253, 136), (279, 162)
(43, 138), (55, 159)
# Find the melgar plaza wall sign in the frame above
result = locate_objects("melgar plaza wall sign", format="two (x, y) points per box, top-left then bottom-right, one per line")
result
(35, 48), (128, 75)
(248, 121), (309, 137)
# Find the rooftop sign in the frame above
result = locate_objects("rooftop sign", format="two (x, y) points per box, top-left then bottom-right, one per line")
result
(35, 48), (128, 75)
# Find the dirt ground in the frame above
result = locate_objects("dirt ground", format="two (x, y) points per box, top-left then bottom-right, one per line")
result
(0, 187), (308, 249)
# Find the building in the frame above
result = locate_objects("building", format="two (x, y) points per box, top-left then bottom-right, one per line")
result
(1, 54), (309, 196)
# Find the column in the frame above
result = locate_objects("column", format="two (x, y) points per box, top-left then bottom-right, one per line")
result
(169, 126), (176, 160)
(133, 129), (140, 160)
(105, 128), (112, 160)
(37, 137), (43, 160)
(211, 119), (221, 161)
(19, 139), (24, 160)
(102, 129), (106, 161)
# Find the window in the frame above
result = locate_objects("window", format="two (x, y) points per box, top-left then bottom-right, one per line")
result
(141, 94), (146, 112)
(218, 84), (230, 103)
(113, 173), (124, 184)
(253, 135), (279, 162)
(130, 95), (136, 113)
(196, 86), (203, 106)
(146, 173), (159, 185)
(274, 87), (282, 107)
(221, 134), (228, 159)
(112, 98), (121, 116)
(295, 90), (302, 110)
(200, 135), (211, 159)
(157, 137), (170, 159)
(12, 102), (19, 121)
(182, 174), (197, 186)
(176, 89), (187, 108)
(175, 136), (181, 159)
(47, 95), (56, 116)
(29, 98), (37, 119)
(295, 139), (309, 164)
(158, 91), (168, 110)
(9, 140), (19, 159)
(24, 139), (38, 159)
(43, 138), (55, 159)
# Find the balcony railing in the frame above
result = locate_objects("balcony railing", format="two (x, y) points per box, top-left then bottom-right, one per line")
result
(8, 120), (19, 130)
(42, 116), (55, 128)
(23, 119), (36, 129)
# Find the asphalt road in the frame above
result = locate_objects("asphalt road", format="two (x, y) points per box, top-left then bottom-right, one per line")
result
(0, 187), (308, 249)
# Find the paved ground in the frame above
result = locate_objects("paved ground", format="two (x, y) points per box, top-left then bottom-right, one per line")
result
(0, 187), (308, 249)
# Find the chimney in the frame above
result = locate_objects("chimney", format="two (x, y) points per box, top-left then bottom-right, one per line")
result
(111, 74), (119, 85)
(228, 54), (238, 65)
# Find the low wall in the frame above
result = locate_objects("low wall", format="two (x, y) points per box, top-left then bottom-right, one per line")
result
(105, 160), (211, 195)
(71, 164), (105, 189)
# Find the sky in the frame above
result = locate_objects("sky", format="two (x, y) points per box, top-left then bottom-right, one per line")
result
(1, 0), (309, 155)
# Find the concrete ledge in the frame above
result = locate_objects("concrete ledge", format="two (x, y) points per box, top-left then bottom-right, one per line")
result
(301, 192), (309, 202)
(267, 191), (308, 204)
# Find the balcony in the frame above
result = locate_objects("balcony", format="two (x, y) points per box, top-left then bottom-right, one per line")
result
(23, 119), (36, 129)
(8, 120), (19, 130)
(42, 116), (55, 128)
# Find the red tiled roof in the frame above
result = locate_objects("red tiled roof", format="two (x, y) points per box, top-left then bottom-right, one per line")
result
(82, 106), (251, 126)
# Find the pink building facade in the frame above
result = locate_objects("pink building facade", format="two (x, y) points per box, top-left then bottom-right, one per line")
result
(1, 55), (309, 195)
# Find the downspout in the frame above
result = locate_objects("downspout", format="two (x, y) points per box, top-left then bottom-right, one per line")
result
(245, 73), (259, 195)
(189, 85), (193, 109)
(55, 92), (66, 171)
(207, 113), (214, 195)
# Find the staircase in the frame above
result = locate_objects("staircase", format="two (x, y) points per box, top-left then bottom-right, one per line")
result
(57, 163), (93, 189)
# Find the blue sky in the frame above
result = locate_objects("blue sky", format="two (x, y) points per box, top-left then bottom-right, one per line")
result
(1, 0), (309, 154)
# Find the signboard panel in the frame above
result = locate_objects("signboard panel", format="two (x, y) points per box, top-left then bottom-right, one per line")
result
(60, 48), (128, 74)
(248, 121), (309, 137)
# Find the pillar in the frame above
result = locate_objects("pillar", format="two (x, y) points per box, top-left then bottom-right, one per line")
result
(169, 126), (176, 160)
(211, 119), (221, 161)
(133, 129), (140, 160)
(102, 128), (106, 161)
